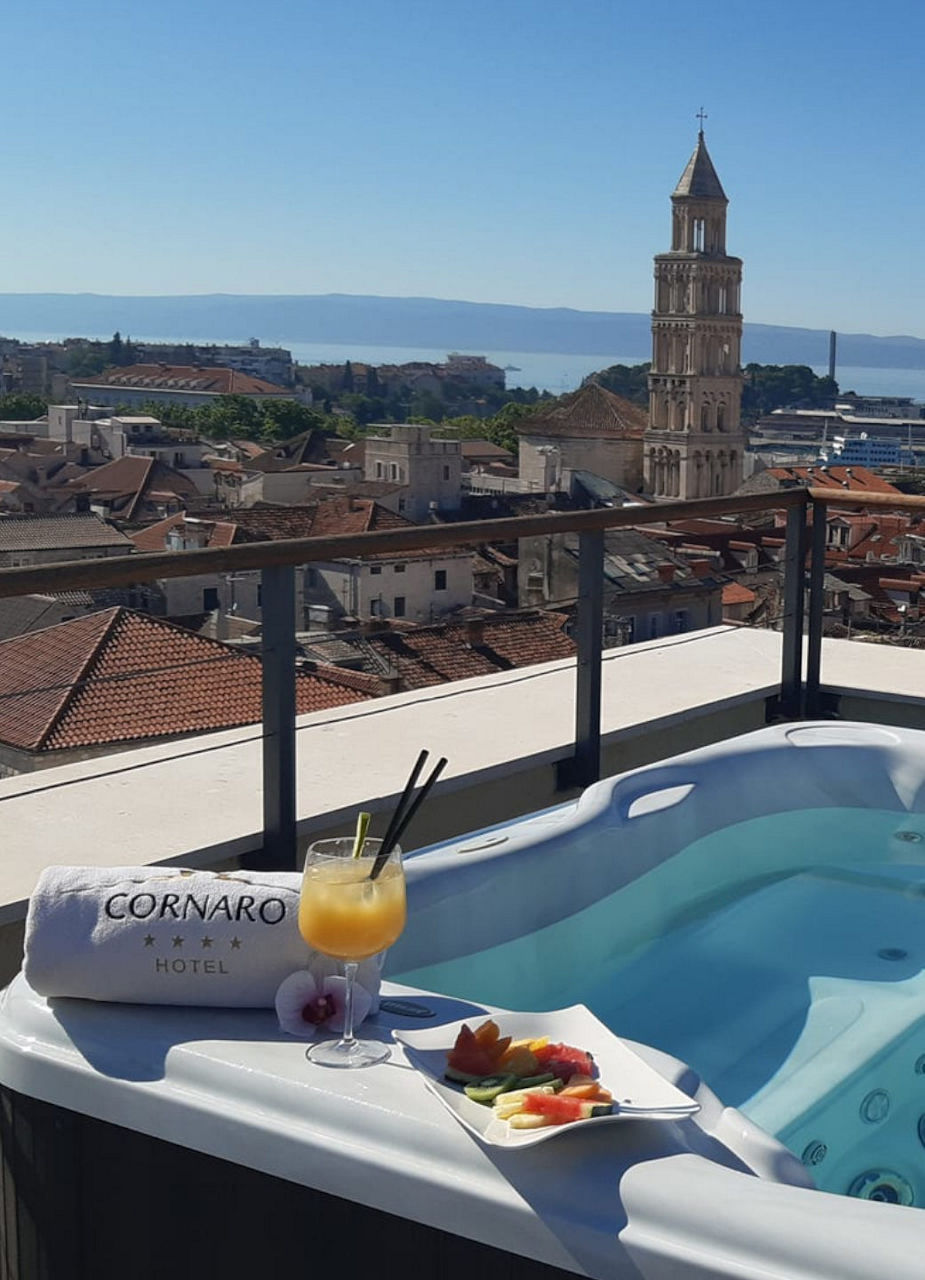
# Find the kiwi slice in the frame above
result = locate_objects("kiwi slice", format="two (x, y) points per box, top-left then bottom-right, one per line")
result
(516, 1073), (562, 1090)
(444, 1065), (484, 1084)
(463, 1074), (519, 1104)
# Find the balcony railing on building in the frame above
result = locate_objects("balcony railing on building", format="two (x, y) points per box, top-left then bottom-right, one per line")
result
(0, 485), (919, 869)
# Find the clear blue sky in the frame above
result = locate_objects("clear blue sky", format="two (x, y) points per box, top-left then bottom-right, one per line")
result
(4, 0), (925, 335)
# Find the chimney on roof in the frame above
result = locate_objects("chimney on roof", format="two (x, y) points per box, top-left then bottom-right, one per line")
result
(377, 673), (401, 696)
(690, 558), (713, 578)
(656, 563), (676, 584)
(465, 618), (486, 648)
(363, 617), (389, 634)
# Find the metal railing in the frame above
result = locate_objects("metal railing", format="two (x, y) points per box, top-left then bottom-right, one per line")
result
(0, 484), (920, 866)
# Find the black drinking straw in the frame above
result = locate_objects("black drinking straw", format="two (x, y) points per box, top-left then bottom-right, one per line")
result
(377, 749), (429, 864)
(370, 755), (447, 880)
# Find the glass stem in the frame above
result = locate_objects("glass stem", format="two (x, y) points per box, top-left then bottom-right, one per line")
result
(340, 961), (359, 1048)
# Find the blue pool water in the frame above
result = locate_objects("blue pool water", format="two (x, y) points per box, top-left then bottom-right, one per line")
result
(392, 806), (925, 1199)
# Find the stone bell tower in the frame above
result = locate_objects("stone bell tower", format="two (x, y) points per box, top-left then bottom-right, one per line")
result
(644, 121), (746, 499)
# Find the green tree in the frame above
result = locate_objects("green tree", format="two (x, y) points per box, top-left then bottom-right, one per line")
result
(191, 395), (263, 440)
(408, 390), (445, 422)
(586, 362), (651, 405)
(436, 402), (539, 454)
(742, 364), (838, 422)
(0, 392), (48, 421)
(342, 360), (355, 393)
(108, 331), (124, 366)
(339, 393), (386, 425)
(259, 399), (330, 440)
(64, 342), (108, 378)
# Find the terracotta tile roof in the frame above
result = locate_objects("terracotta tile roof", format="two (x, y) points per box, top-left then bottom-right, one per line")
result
(825, 514), (917, 563)
(0, 608), (373, 755)
(305, 480), (404, 500)
(244, 431), (330, 471)
(131, 513), (241, 552)
(363, 612), (575, 690)
(767, 465), (902, 495)
(205, 457), (244, 473)
(0, 513), (132, 551)
(828, 564), (921, 623)
(67, 456), (200, 519)
(516, 383), (648, 440)
(226, 505), (318, 540)
(0, 593), (114, 642)
(722, 582), (757, 605)
(228, 499), (465, 560)
(300, 662), (383, 696)
(311, 497), (407, 539)
(232, 440), (267, 459)
(72, 364), (292, 398)
(460, 440), (514, 460)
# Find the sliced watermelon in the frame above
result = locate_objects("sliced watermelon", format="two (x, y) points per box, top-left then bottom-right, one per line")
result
(522, 1092), (588, 1124)
(533, 1042), (596, 1083)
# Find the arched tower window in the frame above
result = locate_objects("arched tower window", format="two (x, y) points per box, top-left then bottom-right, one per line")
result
(693, 219), (705, 252)
(700, 404), (710, 432)
(716, 404), (725, 432)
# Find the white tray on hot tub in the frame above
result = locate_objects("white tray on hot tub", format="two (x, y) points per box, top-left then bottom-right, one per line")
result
(393, 1004), (700, 1148)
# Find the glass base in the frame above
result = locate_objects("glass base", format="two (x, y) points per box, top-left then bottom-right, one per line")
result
(306, 1037), (391, 1069)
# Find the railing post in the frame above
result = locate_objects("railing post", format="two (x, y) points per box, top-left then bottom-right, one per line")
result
(805, 498), (828, 718)
(779, 500), (807, 718)
(557, 530), (604, 791)
(260, 564), (297, 869)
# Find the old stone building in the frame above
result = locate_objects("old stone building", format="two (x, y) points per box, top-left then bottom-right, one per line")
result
(516, 382), (647, 494)
(644, 128), (746, 499)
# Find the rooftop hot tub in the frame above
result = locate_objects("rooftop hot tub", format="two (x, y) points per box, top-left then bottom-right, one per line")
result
(3, 722), (925, 1278)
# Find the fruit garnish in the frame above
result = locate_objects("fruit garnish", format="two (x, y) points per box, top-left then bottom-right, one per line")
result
(447, 1024), (499, 1079)
(473, 1019), (500, 1047)
(446, 1022), (610, 1131)
(497, 1044), (540, 1077)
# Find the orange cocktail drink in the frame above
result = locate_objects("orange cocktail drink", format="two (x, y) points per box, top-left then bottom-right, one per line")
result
(298, 835), (406, 1068)
(299, 856), (406, 960)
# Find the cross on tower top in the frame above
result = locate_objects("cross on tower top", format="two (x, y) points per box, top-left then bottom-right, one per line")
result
(696, 107), (708, 135)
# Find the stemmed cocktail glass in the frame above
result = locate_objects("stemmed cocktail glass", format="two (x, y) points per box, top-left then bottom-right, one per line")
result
(298, 837), (406, 1068)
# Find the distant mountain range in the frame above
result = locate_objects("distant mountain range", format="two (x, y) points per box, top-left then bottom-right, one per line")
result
(0, 292), (924, 370)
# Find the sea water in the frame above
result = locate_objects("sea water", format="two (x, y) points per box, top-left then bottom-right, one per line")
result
(9, 327), (925, 398)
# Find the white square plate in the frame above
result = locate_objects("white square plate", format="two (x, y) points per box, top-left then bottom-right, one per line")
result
(392, 1005), (700, 1149)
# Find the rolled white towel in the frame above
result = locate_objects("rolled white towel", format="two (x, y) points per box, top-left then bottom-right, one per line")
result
(23, 864), (381, 1009)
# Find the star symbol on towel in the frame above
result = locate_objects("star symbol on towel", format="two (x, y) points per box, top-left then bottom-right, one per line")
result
(143, 935), (156, 948)
(230, 936), (242, 950)
(172, 935), (184, 949)
(201, 936), (213, 949)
